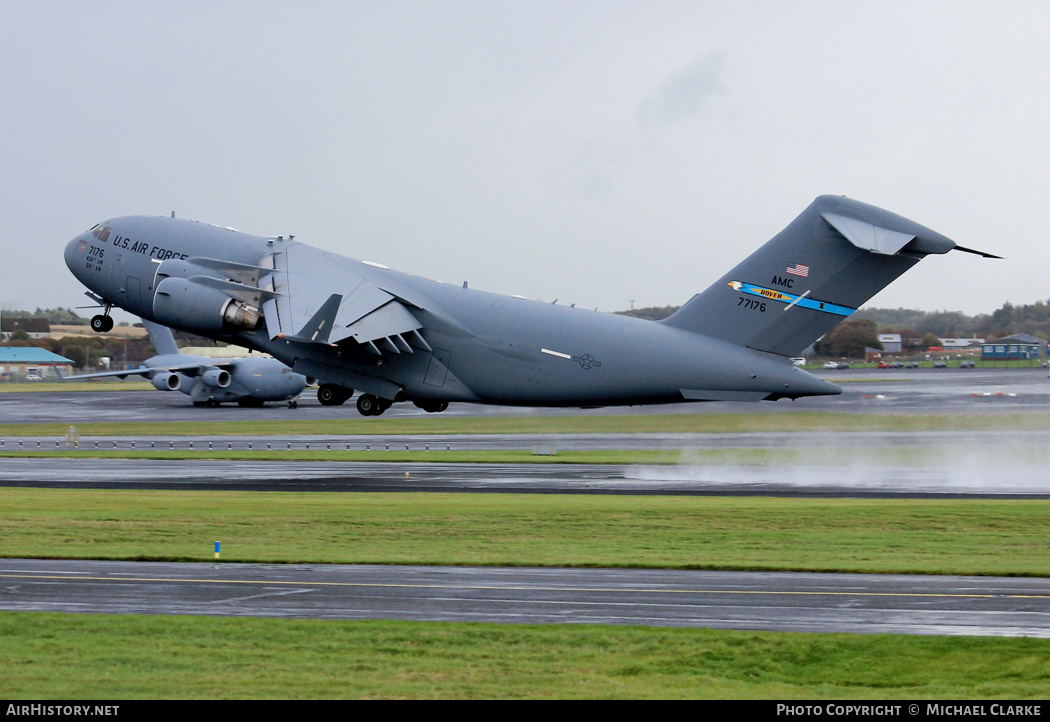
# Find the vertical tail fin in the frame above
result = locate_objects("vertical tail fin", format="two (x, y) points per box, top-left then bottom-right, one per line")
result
(661, 195), (972, 357)
(140, 318), (181, 356)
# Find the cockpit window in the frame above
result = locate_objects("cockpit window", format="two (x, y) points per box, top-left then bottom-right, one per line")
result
(91, 225), (111, 242)
(76, 240), (87, 252)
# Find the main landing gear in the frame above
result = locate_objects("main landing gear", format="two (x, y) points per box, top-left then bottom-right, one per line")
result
(356, 393), (391, 417)
(321, 386), (450, 417)
(90, 303), (114, 333)
(317, 383), (353, 406)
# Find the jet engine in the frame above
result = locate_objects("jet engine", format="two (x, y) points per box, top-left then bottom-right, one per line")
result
(153, 277), (262, 335)
(151, 371), (181, 392)
(201, 368), (232, 389)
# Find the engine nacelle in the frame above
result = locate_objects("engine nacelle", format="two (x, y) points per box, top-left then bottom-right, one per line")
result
(201, 368), (232, 389)
(151, 371), (181, 392)
(153, 277), (263, 335)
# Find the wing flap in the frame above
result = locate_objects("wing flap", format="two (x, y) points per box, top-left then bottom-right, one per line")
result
(330, 300), (423, 347)
(266, 242), (429, 353)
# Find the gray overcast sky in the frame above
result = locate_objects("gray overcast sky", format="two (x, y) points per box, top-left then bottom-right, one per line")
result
(2, 1), (1047, 321)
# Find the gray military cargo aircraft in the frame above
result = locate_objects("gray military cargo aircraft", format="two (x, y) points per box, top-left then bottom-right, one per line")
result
(60, 318), (310, 407)
(64, 196), (996, 416)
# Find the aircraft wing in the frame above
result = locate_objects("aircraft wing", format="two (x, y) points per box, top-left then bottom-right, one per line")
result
(60, 360), (235, 381)
(253, 243), (433, 356)
(58, 367), (154, 381)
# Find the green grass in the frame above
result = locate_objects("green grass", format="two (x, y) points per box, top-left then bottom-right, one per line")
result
(4, 488), (1049, 575)
(0, 381), (152, 392)
(2, 612), (1047, 699)
(4, 411), (1050, 439)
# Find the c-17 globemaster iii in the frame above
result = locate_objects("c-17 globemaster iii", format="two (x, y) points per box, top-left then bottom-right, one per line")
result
(64, 195), (997, 416)
(59, 318), (310, 407)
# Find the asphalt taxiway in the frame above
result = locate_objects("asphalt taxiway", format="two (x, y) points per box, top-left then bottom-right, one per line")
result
(2, 559), (1047, 637)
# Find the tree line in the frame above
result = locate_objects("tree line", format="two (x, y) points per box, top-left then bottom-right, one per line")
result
(618, 299), (1050, 358)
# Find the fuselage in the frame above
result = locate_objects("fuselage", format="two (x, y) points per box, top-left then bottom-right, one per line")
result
(65, 215), (840, 407)
(140, 353), (308, 404)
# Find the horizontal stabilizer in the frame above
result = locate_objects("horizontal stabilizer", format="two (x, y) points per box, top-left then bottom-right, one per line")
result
(820, 213), (915, 255)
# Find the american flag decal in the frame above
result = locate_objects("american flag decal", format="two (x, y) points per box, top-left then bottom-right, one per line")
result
(786, 263), (810, 278)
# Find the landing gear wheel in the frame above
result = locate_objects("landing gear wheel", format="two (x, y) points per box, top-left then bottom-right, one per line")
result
(356, 394), (377, 416)
(90, 314), (113, 333)
(356, 393), (389, 416)
(318, 383), (352, 406)
(289, 399), (298, 409)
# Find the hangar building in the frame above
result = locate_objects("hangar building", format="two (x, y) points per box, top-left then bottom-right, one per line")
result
(0, 348), (74, 381)
(981, 333), (1045, 360)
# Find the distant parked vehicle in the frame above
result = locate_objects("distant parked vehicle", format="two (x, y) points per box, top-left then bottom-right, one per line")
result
(933, 361), (948, 368)
(836, 362), (851, 369)
(823, 361), (839, 369)
(791, 357), (807, 367)
(877, 362), (890, 368)
(24, 374), (43, 382)
(891, 361), (904, 368)
(905, 362), (919, 368)
(960, 360), (976, 369)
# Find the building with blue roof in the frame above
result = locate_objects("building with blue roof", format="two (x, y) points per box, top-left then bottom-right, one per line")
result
(981, 333), (1045, 360)
(0, 347), (74, 381)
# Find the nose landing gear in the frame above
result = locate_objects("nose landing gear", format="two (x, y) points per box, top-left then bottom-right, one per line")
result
(90, 303), (114, 333)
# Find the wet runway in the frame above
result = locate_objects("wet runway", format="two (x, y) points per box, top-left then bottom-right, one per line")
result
(6, 368), (1050, 424)
(4, 369), (1050, 498)
(2, 452), (1049, 497)
(4, 370), (1050, 635)
(2, 559), (1047, 637)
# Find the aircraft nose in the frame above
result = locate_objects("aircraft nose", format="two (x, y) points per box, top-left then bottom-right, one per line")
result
(64, 236), (86, 276)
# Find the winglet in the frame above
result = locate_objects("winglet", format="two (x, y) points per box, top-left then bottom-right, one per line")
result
(286, 294), (343, 344)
